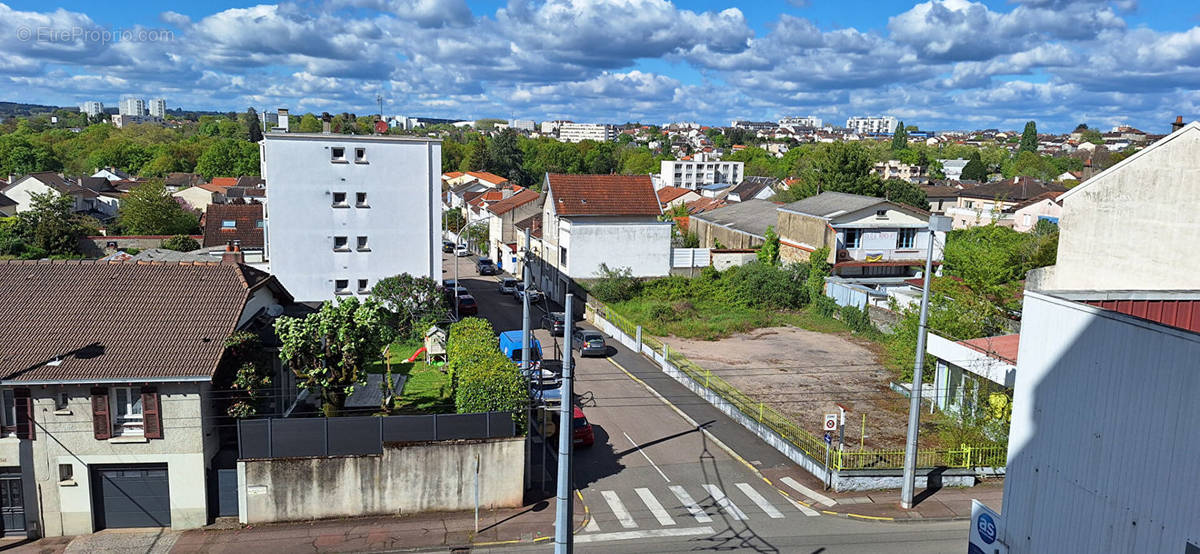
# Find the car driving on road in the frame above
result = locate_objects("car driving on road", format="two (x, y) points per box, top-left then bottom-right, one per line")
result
(498, 277), (518, 294)
(476, 258), (498, 275)
(455, 244), (470, 257)
(456, 294), (478, 316)
(573, 329), (607, 357)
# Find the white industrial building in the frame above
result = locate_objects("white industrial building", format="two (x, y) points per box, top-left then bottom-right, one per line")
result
(148, 98), (167, 118)
(557, 123), (617, 143)
(261, 132), (442, 302)
(119, 97), (145, 116)
(79, 101), (104, 117)
(660, 156), (744, 190)
(845, 116), (897, 135)
(509, 119), (535, 132)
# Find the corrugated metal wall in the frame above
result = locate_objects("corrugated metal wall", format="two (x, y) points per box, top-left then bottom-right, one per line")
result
(826, 280), (869, 309)
(1084, 299), (1200, 333)
(1005, 292), (1200, 553)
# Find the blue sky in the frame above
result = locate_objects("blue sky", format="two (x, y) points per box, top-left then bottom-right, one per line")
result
(3, 0), (1200, 132)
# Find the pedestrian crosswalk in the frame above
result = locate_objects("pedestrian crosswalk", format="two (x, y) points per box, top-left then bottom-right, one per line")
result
(581, 482), (818, 534)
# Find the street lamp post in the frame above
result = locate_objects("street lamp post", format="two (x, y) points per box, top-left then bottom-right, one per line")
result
(900, 215), (951, 509)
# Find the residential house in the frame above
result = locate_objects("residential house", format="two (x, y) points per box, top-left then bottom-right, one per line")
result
(656, 186), (701, 210)
(172, 182), (230, 213)
(871, 160), (927, 184)
(688, 199), (777, 250)
(444, 171), (509, 208)
(1009, 191), (1063, 232)
(660, 156), (744, 190)
(775, 191), (943, 279)
(926, 333), (1017, 420)
(0, 258), (293, 537)
(725, 176), (778, 203)
(484, 189), (541, 271)
(684, 196), (728, 215)
(532, 174), (669, 302)
(0, 193), (15, 217)
(163, 173), (204, 192)
(262, 133), (442, 302)
(921, 183), (963, 214)
(91, 168), (131, 182)
(2, 173), (123, 219)
(945, 177), (1067, 229)
(939, 158), (969, 181)
(203, 203), (265, 261)
(2, 172), (76, 213)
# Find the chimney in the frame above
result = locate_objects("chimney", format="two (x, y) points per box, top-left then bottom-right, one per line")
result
(321, 112), (332, 134)
(221, 240), (244, 266)
(1172, 115), (1184, 133)
(278, 108), (289, 133)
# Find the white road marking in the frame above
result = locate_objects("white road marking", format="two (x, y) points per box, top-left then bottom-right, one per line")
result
(635, 488), (676, 526)
(573, 527), (714, 544)
(781, 476), (837, 507)
(735, 483), (784, 519)
(668, 485), (713, 523)
(780, 493), (822, 517)
(584, 515), (601, 532)
(601, 490), (638, 529)
(623, 431), (670, 483)
(702, 484), (748, 520)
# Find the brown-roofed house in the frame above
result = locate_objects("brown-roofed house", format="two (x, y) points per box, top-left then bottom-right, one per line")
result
(946, 177), (1067, 230)
(204, 202), (265, 249)
(656, 186), (701, 209)
(482, 189), (542, 270)
(0, 259), (296, 536)
(544, 173), (661, 217)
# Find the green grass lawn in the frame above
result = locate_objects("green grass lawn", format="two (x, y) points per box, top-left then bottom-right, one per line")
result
(614, 297), (852, 340)
(368, 339), (454, 414)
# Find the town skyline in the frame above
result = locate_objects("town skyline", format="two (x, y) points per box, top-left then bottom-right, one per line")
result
(3, 0), (1198, 133)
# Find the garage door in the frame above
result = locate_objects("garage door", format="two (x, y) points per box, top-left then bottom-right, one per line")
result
(92, 465), (171, 529)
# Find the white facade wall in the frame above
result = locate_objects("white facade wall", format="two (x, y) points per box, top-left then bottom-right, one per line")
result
(845, 116), (897, 134)
(79, 101), (104, 117)
(510, 119), (535, 132)
(148, 98), (167, 118)
(561, 217), (671, 278)
(1004, 292), (1200, 554)
(558, 123), (617, 143)
(660, 159), (744, 190)
(119, 98), (144, 116)
(3, 177), (57, 213)
(779, 116), (822, 128)
(261, 134), (442, 302)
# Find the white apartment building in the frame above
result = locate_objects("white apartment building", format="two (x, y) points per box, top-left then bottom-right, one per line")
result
(148, 98), (167, 118)
(939, 158), (969, 181)
(779, 116), (822, 129)
(660, 157), (744, 190)
(79, 101), (104, 117)
(730, 120), (777, 131)
(845, 116), (897, 135)
(510, 119), (535, 132)
(540, 120), (571, 135)
(119, 98), (145, 116)
(558, 123), (617, 143)
(261, 133), (442, 302)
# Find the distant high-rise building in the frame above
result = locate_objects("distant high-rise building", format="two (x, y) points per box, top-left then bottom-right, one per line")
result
(558, 123), (617, 143)
(730, 120), (778, 131)
(79, 101), (104, 117)
(845, 116), (898, 135)
(510, 119), (535, 132)
(148, 98), (167, 118)
(119, 98), (145, 117)
(779, 116), (823, 129)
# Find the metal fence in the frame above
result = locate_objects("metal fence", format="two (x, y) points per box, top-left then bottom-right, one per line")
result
(588, 301), (1007, 472)
(671, 248), (712, 268)
(237, 412), (517, 459)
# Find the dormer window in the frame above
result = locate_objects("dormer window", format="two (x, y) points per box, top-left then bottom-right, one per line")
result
(876, 209), (888, 219)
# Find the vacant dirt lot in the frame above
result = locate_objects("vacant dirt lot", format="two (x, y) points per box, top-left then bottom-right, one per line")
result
(667, 327), (936, 450)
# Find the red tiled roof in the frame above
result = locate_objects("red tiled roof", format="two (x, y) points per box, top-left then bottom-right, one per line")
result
(547, 174), (660, 217)
(443, 171), (464, 179)
(203, 203), (264, 248)
(467, 171), (508, 185)
(958, 334), (1021, 364)
(196, 182), (230, 194)
(685, 197), (726, 214)
(488, 189), (541, 215)
(656, 186), (695, 204)
(515, 214), (543, 239)
(1011, 190), (1063, 211)
(0, 260), (277, 382)
(210, 177), (239, 188)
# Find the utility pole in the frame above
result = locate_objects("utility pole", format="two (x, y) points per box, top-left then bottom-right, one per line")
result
(554, 293), (575, 554)
(521, 233), (532, 374)
(454, 240), (460, 321)
(900, 215), (950, 509)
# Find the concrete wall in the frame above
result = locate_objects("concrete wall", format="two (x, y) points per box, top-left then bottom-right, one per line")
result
(1003, 291), (1200, 553)
(691, 218), (763, 250)
(777, 211), (833, 264)
(262, 134), (442, 302)
(563, 217), (671, 278)
(28, 383), (214, 536)
(78, 235), (203, 257)
(240, 437), (525, 524)
(1051, 125), (1200, 291)
(711, 250), (756, 271)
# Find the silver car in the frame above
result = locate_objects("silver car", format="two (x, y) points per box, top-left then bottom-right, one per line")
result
(498, 277), (518, 295)
(573, 329), (607, 357)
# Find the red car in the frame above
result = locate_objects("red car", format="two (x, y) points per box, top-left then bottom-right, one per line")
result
(456, 294), (478, 316)
(572, 406), (594, 448)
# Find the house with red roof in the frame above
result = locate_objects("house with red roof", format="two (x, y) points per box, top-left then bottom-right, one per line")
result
(655, 186), (701, 209)
(483, 188), (542, 270)
(532, 174), (670, 301)
(925, 332), (1018, 419)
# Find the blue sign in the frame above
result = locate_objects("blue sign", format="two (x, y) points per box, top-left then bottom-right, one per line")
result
(977, 512), (997, 544)
(823, 432), (832, 445)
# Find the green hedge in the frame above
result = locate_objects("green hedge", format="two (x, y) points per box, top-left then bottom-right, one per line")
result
(447, 317), (526, 432)
(446, 317), (497, 387)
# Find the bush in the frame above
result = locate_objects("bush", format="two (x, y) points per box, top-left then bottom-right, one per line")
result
(811, 294), (839, 317)
(648, 302), (678, 322)
(591, 263), (642, 303)
(724, 261), (806, 309)
(838, 304), (875, 334)
(161, 234), (200, 252)
(445, 317), (498, 387)
(455, 352), (526, 432)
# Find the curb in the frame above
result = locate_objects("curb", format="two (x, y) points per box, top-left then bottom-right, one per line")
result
(605, 355), (905, 523)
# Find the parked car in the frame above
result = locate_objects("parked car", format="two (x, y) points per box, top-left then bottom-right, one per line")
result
(531, 381), (562, 405)
(476, 258), (498, 275)
(442, 240), (455, 253)
(573, 329), (607, 357)
(499, 330), (543, 367)
(572, 406), (595, 447)
(456, 294), (478, 316)
(542, 312), (566, 336)
(455, 244), (470, 257)
(444, 285), (470, 306)
(514, 283), (543, 303)
(498, 277), (518, 295)
(442, 279), (457, 289)
(533, 404), (593, 448)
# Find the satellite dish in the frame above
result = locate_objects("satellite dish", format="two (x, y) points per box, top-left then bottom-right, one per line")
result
(266, 304), (285, 317)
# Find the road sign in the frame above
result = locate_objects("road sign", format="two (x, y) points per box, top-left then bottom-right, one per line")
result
(968, 499), (1007, 554)
(823, 413), (838, 432)
(823, 432), (831, 444)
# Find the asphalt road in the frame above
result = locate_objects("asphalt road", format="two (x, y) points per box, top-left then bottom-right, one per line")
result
(442, 252), (968, 553)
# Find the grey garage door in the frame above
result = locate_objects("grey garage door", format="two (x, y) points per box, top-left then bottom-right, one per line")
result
(92, 465), (171, 529)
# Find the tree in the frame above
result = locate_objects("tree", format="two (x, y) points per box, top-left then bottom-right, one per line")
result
(1019, 121), (1038, 154)
(757, 225), (780, 265)
(486, 129), (524, 182)
(464, 138), (488, 172)
(297, 113), (322, 133)
(961, 151), (988, 181)
(942, 225), (1034, 307)
(246, 108), (264, 143)
(881, 179), (929, 210)
(369, 273), (447, 339)
(161, 234), (200, 252)
(892, 121), (908, 151)
(1080, 128), (1104, 145)
(14, 191), (88, 256)
(591, 264), (642, 303)
(0, 133), (61, 175)
(219, 331), (273, 418)
(442, 140), (467, 173)
(444, 209), (466, 233)
(275, 297), (390, 417)
(194, 138), (259, 179)
(118, 181), (200, 235)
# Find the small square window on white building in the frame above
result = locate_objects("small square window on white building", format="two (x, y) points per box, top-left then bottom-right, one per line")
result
(332, 192), (348, 207)
(354, 148), (367, 163)
(331, 147), (346, 162)
(357, 279), (369, 293)
(333, 236), (349, 251)
(335, 279), (350, 294)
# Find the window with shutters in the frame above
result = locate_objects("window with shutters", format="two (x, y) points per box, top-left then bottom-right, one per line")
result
(12, 388), (33, 439)
(0, 389), (14, 436)
(111, 386), (143, 435)
(91, 388), (111, 440)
